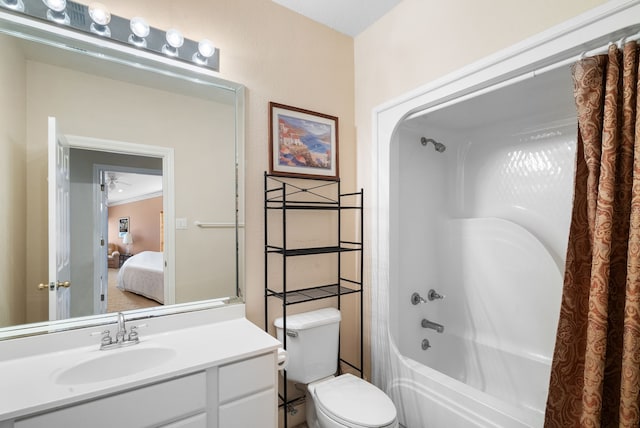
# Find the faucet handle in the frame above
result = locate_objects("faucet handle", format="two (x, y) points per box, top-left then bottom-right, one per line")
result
(91, 329), (113, 346)
(411, 292), (427, 305)
(128, 326), (139, 342)
(427, 289), (445, 301)
(127, 323), (147, 342)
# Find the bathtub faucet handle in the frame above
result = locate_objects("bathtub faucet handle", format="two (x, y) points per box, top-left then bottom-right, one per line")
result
(411, 292), (427, 305)
(427, 289), (445, 301)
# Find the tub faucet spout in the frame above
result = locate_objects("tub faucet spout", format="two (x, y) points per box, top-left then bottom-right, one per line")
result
(421, 318), (444, 333)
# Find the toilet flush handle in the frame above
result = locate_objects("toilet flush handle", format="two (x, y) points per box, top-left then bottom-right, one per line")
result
(285, 329), (298, 338)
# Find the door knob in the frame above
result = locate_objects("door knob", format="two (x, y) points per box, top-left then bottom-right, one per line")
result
(37, 281), (70, 290)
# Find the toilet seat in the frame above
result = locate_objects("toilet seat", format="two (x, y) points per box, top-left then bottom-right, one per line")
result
(313, 374), (397, 428)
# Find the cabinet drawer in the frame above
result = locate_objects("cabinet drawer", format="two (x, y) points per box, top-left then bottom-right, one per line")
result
(219, 388), (276, 428)
(15, 373), (206, 428)
(219, 353), (275, 403)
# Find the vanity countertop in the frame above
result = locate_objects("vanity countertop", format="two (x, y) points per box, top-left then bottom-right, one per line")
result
(0, 311), (280, 421)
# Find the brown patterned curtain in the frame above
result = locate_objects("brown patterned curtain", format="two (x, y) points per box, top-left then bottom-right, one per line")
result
(545, 41), (640, 428)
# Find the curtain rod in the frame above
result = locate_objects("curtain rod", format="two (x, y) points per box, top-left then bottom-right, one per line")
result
(534, 31), (640, 77)
(405, 32), (640, 123)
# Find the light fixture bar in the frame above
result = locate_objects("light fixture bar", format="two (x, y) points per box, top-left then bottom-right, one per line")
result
(0, 0), (220, 72)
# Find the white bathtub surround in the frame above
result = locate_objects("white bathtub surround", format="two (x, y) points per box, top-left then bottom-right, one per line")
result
(370, 1), (640, 427)
(0, 304), (281, 427)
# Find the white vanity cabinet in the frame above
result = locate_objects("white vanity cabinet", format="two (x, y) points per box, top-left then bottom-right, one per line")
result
(13, 373), (208, 428)
(0, 311), (281, 428)
(4, 353), (277, 428)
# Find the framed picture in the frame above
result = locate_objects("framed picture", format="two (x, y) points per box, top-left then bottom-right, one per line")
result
(269, 102), (339, 179)
(118, 217), (129, 238)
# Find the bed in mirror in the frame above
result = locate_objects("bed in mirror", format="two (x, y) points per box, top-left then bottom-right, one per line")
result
(0, 3), (245, 338)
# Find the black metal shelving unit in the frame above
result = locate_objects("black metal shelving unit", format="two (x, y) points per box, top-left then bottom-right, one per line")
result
(264, 172), (364, 428)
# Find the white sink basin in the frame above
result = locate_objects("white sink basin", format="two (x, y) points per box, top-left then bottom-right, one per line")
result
(54, 346), (177, 385)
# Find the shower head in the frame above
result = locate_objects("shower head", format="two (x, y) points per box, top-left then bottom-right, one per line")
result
(420, 137), (446, 153)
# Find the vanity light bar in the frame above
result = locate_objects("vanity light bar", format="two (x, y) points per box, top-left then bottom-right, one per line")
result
(0, 0), (220, 71)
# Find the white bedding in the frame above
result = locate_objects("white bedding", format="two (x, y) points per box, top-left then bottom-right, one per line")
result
(117, 251), (164, 304)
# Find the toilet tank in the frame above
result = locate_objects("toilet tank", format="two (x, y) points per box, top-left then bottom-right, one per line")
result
(274, 308), (341, 384)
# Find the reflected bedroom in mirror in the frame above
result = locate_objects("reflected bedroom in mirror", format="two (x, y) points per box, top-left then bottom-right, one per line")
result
(0, 0), (245, 338)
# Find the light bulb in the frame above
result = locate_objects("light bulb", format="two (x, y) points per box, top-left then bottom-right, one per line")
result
(0, 0), (25, 12)
(88, 3), (110, 25)
(88, 3), (111, 37)
(43, 0), (69, 24)
(128, 16), (150, 47)
(130, 17), (150, 38)
(43, 0), (65, 12)
(166, 29), (184, 48)
(198, 39), (215, 58)
(162, 29), (183, 57)
(193, 39), (216, 65)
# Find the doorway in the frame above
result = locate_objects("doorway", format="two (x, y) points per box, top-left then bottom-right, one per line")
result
(65, 136), (174, 318)
(100, 168), (163, 313)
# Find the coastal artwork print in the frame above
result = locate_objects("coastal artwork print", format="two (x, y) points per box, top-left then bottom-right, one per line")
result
(269, 102), (339, 179)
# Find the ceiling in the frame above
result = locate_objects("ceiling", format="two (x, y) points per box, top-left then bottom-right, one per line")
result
(271, 0), (403, 37)
(106, 172), (163, 206)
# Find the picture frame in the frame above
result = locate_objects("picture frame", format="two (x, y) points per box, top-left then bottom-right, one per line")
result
(269, 102), (339, 179)
(118, 217), (130, 238)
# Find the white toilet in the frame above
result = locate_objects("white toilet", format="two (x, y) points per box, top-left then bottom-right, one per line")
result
(274, 308), (398, 428)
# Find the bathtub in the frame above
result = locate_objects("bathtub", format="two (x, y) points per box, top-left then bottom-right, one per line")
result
(387, 353), (545, 427)
(387, 214), (567, 428)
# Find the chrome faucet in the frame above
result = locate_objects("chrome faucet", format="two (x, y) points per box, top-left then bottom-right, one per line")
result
(421, 318), (444, 333)
(98, 312), (141, 350)
(116, 312), (127, 343)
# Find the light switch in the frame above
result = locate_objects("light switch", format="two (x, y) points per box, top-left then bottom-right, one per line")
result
(176, 217), (188, 229)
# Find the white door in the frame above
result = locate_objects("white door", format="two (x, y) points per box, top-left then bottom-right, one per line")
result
(48, 117), (71, 320)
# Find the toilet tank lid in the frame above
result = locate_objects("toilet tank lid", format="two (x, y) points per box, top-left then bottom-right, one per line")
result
(274, 308), (341, 330)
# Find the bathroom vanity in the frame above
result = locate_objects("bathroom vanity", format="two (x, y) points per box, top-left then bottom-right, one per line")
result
(0, 305), (280, 428)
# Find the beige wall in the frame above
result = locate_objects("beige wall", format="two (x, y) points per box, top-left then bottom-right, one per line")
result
(75, 0), (357, 325)
(0, 34), (26, 327)
(108, 197), (163, 255)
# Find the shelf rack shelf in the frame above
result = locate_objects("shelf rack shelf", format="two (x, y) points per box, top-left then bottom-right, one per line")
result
(263, 173), (364, 428)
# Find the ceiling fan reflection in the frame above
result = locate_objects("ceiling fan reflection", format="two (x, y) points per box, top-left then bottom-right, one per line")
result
(106, 173), (131, 193)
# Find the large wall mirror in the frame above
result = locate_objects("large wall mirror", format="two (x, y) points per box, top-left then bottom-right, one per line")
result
(0, 6), (245, 339)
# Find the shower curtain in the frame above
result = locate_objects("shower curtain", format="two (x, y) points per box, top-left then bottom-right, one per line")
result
(545, 41), (640, 427)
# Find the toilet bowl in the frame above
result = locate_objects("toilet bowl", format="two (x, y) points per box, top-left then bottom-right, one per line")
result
(274, 308), (397, 428)
(306, 374), (398, 428)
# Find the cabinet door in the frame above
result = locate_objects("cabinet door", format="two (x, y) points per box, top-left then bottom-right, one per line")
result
(219, 389), (276, 428)
(218, 353), (277, 428)
(219, 353), (275, 403)
(15, 373), (206, 428)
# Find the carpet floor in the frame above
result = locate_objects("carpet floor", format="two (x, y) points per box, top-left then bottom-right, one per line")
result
(107, 268), (161, 313)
